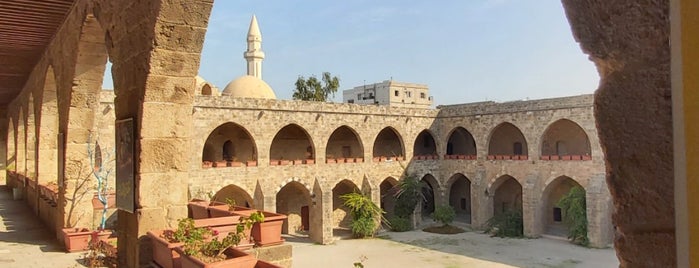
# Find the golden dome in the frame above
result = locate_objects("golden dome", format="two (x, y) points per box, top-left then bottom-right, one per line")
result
(222, 75), (276, 99)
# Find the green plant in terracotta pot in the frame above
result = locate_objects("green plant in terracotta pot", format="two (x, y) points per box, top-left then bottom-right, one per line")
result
(149, 218), (210, 268)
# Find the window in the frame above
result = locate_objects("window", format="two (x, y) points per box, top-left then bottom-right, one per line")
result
(553, 207), (562, 222)
(394, 90), (399, 96)
(513, 142), (523, 155)
(420, 92), (426, 99)
(347, 99), (354, 103)
(223, 140), (234, 161)
(406, 91), (412, 98)
(423, 135), (431, 147)
(357, 93), (362, 99)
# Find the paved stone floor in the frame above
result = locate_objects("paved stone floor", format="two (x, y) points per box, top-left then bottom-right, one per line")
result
(0, 186), (83, 268)
(0, 184), (618, 268)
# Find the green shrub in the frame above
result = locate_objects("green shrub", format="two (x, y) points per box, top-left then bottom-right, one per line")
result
(485, 210), (523, 238)
(432, 205), (456, 226)
(387, 216), (412, 232)
(393, 175), (426, 219)
(557, 186), (589, 246)
(340, 191), (384, 238)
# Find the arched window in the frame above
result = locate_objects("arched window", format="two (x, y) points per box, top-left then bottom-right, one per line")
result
(222, 140), (234, 161)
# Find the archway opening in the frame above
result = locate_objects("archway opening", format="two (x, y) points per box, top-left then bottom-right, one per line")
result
(413, 130), (437, 158)
(492, 175), (523, 216)
(448, 174), (472, 224)
(276, 181), (312, 234)
(372, 127), (404, 161)
(202, 122), (257, 167)
(270, 124), (314, 164)
(488, 123), (528, 159)
(541, 119), (592, 160)
(332, 179), (360, 230)
(202, 84), (213, 96)
(542, 176), (585, 237)
(380, 177), (399, 219)
(420, 174), (438, 217)
(325, 126), (363, 163)
(38, 66), (59, 186)
(213, 184), (254, 208)
(446, 127), (477, 159)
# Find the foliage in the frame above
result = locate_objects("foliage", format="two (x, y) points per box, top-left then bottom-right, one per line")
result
(386, 216), (411, 232)
(432, 205), (456, 226)
(393, 174), (427, 219)
(225, 198), (237, 210)
(340, 191), (385, 238)
(165, 218), (210, 244)
(485, 210), (524, 238)
(292, 72), (340, 101)
(353, 255), (368, 268)
(179, 211), (265, 258)
(557, 186), (589, 246)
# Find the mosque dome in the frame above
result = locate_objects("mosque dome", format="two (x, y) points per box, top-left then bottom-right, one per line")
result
(222, 75), (276, 99)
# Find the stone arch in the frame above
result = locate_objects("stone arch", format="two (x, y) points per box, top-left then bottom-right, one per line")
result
(446, 127), (477, 157)
(540, 119), (591, 157)
(202, 122), (257, 165)
(447, 173), (472, 223)
(332, 179), (360, 229)
(201, 83), (213, 96)
(487, 122), (528, 157)
(6, 117), (16, 174)
(38, 65), (59, 185)
(490, 175), (523, 215)
(372, 127), (405, 159)
(420, 174), (439, 216)
(212, 184), (254, 208)
(325, 125), (364, 162)
(270, 124), (315, 163)
(276, 181), (313, 234)
(379, 177), (399, 218)
(541, 176), (585, 237)
(26, 94), (36, 180)
(413, 129), (437, 157)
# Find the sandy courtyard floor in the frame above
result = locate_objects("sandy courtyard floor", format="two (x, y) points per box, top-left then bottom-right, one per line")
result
(289, 228), (618, 268)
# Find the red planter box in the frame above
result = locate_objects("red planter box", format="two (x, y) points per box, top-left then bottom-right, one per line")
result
(188, 200), (211, 219)
(561, 155), (572, 160)
(571, 155), (582, 160)
(251, 211), (288, 247)
(148, 230), (184, 268)
(61, 228), (111, 253)
(355, 157), (364, 163)
(540, 155), (550, 160)
(582, 155), (592, 160)
(246, 161), (257, 167)
(269, 160), (279, 166)
(176, 247), (256, 268)
(550, 155), (560, 160)
(202, 161), (213, 168)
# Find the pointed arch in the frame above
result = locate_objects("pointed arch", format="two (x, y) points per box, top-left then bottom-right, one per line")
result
(270, 124), (314, 164)
(420, 174), (439, 216)
(213, 184), (254, 208)
(413, 129), (437, 158)
(325, 125), (364, 162)
(541, 176), (585, 237)
(491, 175), (523, 215)
(372, 127), (405, 160)
(380, 177), (399, 218)
(540, 119), (591, 158)
(276, 181), (313, 234)
(38, 65), (59, 184)
(487, 122), (528, 158)
(332, 179), (360, 229)
(447, 173), (472, 223)
(202, 122), (257, 166)
(445, 127), (477, 158)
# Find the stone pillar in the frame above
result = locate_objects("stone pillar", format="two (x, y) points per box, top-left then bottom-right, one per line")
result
(254, 181), (276, 212)
(671, 0), (699, 265)
(0, 116), (6, 186)
(562, 1), (674, 266)
(310, 178), (333, 244)
(585, 174), (613, 248)
(521, 175), (537, 237)
(471, 167), (487, 228)
(92, 1), (214, 266)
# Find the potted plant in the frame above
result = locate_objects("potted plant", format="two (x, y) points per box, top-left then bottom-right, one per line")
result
(250, 211), (287, 247)
(188, 199), (211, 219)
(175, 215), (260, 268)
(148, 218), (208, 268)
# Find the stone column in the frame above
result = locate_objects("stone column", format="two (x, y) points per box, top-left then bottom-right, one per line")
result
(585, 174), (613, 248)
(93, 1), (213, 266)
(254, 181), (276, 212)
(310, 178), (333, 244)
(521, 175), (537, 237)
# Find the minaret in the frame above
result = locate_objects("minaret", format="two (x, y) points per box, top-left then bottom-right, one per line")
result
(244, 15), (265, 79)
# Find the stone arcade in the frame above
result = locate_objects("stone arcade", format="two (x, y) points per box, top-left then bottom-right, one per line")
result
(0, 1), (695, 267)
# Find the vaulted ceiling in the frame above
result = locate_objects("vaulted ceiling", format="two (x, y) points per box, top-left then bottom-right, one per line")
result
(0, 0), (75, 106)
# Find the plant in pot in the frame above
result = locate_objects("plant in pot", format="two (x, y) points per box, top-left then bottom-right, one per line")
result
(175, 216), (260, 268)
(148, 218), (210, 268)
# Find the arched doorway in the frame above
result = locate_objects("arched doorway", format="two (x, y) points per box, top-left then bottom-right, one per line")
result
(446, 127), (477, 158)
(276, 181), (312, 234)
(332, 179), (360, 229)
(202, 122), (257, 166)
(542, 176), (585, 237)
(213, 184), (254, 208)
(541, 119), (591, 159)
(38, 66), (59, 185)
(492, 175), (523, 215)
(488, 122), (528, 159)
(380, 177), (399, 219)
(413, 130), (437, 158)
(270, 124), (314, 164)
(448, 174), (472, 224)
(325, 126), (363, 162)
(420, 174), (438, 217)
(372, 127), (404, 161)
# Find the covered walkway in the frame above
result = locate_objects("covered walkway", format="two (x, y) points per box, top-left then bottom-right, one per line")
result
(0, 186), (81, 267)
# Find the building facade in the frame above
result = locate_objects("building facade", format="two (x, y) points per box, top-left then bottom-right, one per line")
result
(342, 80), (433, 108)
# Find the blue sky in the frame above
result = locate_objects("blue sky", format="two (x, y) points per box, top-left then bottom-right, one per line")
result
(106, 1), (600, 105)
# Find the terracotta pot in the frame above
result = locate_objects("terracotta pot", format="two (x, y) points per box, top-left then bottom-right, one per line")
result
(561, 155), (572, 160)
(188, 200), (211, 219)
(292, 160), (303, 165)
(246, 161), (257, 167)
(326, 158), (336, 164)
(520, 155), (529, 160)
(495, 155), (503, 160)
(279, 160), (290, 166)
(230, 161), (243, 167)
(550, 155), (560, 160)
(336, 158), (345, 163)
(251, 212), (287, 247)
(92, 193), (117, 209)
(176, 247), (257, 268)
(469, 155), (477, 160)
(541, 155), (550, 160)
(582, 155), (592, 160)
(202, 161), (213, 168)
(149, 230), (185, 268)
(355, 157), (364, 163)
(571, 155), (582, 160)
(487, 155), (495, 160)
(305, 159), (315, 165)
(61, 228), (110, 252)
(346, 158), (356, 163)
(373, 157), (380, 162)
(254, 260), (283, 268)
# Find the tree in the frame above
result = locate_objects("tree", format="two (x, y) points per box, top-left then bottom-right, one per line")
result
(292, 72), (340, 101)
